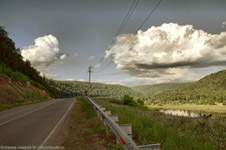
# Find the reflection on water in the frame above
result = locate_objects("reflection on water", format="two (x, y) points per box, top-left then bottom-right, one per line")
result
(160, 109), (200, 118)
(160, 109), (226, 119)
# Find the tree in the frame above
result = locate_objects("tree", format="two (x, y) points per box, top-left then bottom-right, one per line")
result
(122, 95), (137, 106)
(0, 26), (58, 98)
(137, 98), (144, 105)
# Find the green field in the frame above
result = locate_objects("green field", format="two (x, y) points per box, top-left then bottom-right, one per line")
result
(147, 104), (226, 113)
(94, 98), (225, 150)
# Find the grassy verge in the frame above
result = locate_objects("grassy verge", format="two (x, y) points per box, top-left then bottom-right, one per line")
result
(147, 104), (226, 113)
(94, 98), (225, 150)
(62, 97), (122, 150)
(0, 98), (50, 112)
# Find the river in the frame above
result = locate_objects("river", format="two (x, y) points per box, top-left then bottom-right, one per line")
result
(159, 109), (225, 119)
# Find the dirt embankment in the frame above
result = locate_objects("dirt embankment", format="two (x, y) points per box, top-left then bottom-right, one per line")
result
(0, 74), (51, 105)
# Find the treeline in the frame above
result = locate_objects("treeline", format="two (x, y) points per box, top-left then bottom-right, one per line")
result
(0, 26), (58, 97)
(132, 82), (192, 95)
(47, 80), (142, 99)
(150, 70), (226, 104)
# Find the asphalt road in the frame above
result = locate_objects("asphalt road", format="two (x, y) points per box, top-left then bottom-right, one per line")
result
(0, 98), (75, 149)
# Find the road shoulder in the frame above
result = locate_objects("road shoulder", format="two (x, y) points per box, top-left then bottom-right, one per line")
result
(61, 97), (121, 150)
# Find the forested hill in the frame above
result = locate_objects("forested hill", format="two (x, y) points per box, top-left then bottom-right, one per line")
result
(132, 83), (192, 96)
(47, 80), (142, 99)
(153, 70), (226, 103)
(178, 70), (226, 98)
(0, 26), (58, 102)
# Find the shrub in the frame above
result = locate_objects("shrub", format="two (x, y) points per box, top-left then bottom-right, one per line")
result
(110, 99), (122, 105)
(122, 95), (137, 106)
(137, 98), (144, 105)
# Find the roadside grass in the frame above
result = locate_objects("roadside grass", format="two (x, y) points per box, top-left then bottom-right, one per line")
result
(0, 98), (49, 112)
(62, 97), (122, 150)
(147, 104), (226, 113)
(94, 98), (226, 150)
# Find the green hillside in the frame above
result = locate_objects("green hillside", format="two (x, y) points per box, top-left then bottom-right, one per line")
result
(0, 64), (51, 107)
(132, 83), (192, 96)
(0, 26), (59, 107)
(153, 70), (226, 104)
(47, 80), (142, 99)
(180, 70), (226, 93)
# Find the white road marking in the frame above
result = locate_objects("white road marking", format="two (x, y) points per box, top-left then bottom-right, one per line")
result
(0, 101), (51, 119)
(39, 99), (75, 148)
(0, 101), (59, 126)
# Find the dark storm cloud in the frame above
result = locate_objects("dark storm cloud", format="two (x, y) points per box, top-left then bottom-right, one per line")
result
(135, 60), (226, 70)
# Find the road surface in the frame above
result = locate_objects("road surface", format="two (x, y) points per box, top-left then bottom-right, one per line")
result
(0, 98), (75, 149)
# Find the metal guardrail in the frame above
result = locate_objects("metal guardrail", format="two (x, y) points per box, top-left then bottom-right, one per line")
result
(84, 96), (160, 150)
(85, 96), (140, 150)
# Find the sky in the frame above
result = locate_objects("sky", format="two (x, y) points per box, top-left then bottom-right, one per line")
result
(0, 0), (226, 86)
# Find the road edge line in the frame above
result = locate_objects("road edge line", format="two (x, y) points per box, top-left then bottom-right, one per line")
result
(39, 99), (75, 148)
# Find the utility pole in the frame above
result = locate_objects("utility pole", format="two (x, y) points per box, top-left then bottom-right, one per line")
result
(88, 66), (92, 83)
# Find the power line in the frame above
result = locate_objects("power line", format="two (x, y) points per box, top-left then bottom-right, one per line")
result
(94, 0), (162, 74)
(94, 60), (114, 73)
(137, 0), (162, 31)
(96, 0), (140, 65)
(94, 0), (141, 72)
(115, 0), (140, 38)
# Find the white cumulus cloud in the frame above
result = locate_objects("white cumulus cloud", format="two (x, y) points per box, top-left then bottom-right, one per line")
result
(60, 54), (67, 60)
(222, 21), (226, 28)
(88, 55), (96, 61)
(70, 53), (78, 59)
(78, 79), (85, 82)
(90, 63), (101, 69)
(105, 23), (226, 83)
(21, 35), (67, 71)
(40, 72), (59, 79)
(65, 78), (75, 81)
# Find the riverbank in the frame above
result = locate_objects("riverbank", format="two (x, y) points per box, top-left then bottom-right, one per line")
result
(147, 104), (226, 113)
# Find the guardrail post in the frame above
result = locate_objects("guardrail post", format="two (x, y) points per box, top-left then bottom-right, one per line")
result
(103, 110), (111, 126)
(119, 124), (132, 139)
(84, 96), (141, 150)
(8, 78), (11, 84)
(99, 107), (106, 121)
(99, 107), (106, 111)
(26, 81), (30, 87)
(138, 144), (161, 150)
(110, 115), (118, 124)
(92, 106), (96, 111)
(97, 110), (101, 119)
(117, 124), (133, 147)
(104, 110), (111, 115)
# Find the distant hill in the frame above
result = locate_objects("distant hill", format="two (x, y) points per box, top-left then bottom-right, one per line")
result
(180, 70), (226, 93)
(153, 70), (226, 103)
(47, 80), (142, 99)
(132, 83), (192, 96)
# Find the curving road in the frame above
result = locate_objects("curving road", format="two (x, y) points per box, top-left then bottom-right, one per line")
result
(0, 98), (75, 149)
